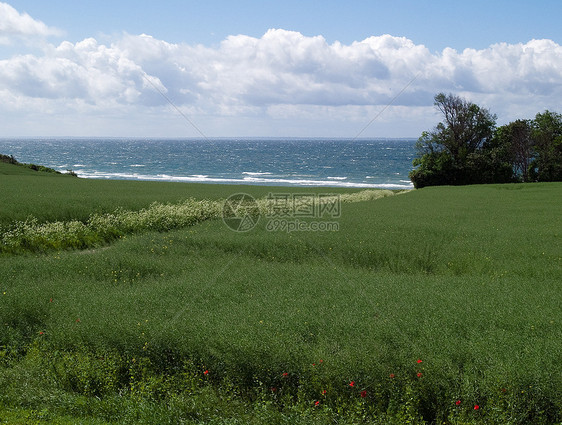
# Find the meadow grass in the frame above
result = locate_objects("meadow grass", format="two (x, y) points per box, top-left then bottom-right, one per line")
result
(0, 174), (561, 424)
(0, 161), (364, 227)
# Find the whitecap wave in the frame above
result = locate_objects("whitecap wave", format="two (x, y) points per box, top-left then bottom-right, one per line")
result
(242, 171), (273, 176)
(75, 170), (413, 189)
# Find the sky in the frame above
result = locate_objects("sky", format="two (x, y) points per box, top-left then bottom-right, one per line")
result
(0, 0), (561, 138)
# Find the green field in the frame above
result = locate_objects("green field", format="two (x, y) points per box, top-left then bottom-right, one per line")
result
(1, 163), (561, 424)
(0, 161), (366, 228)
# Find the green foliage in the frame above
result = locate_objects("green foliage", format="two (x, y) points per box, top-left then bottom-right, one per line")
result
(409, 94), (562, 187)
(0, 153), (64, 175)
(409, 93), (500, 188)
(530, 110), (562, 182)
(431, 92), (497, 165)
(0, 154), (18, 164)
(410, 147), (456, 188)
(494, 119), (534, 182)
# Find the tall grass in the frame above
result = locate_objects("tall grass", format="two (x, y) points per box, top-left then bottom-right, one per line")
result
(0, 199), (221, 254)
(1, 189), (395, 254)
(1, 182), (561, 423)
(0, 170), (366, 227)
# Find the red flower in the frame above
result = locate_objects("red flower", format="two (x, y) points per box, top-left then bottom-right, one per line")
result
(39, 331), (44, 335)
(474, 405), (480, 410)
(322, 390), (327, 395)
(314, 400), (320, 406)
(203, 370), (209, 375)
(417, 359), (423, 364)
(312, 363), (316, 366)
(389, 373), (395, 378)
(360, 390), (367, 398)
(75, 318), (80, 323)
(455, 400), (461, 406)
(49, 298), (53, 303)
(319, 359), (323, 363)
(417, 372), (423, 378)
(349, 381), (355, 387)
(282, 372), (288, 377)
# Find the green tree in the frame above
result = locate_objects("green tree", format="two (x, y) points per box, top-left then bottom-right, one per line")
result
(530, 110), (562, 181)
(409, 93), (497, 188)
(466, 134), (514, 184)
(492, 119), (534, 182)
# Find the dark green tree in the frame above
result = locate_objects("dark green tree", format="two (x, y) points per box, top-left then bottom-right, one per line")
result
(466, 134), (514, 184)
(409, 93), (497, 188)
(492, 119), (534, 182)
(529, 110), (562, 182)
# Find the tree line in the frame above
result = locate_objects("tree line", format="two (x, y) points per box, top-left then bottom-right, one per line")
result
(409, 93), (562, 188)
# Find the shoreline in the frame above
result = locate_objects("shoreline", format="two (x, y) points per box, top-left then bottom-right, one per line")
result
(70, 171), (414, 190)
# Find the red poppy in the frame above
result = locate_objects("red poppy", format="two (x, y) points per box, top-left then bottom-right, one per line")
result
(312, 363), (316, 366)
(282, 372), (288, 377)
(474, 405), (480, 410)
(360, 390), (367, 398)
(319, 359), (324, 363)
(203, 370), (209, 375)
(417, 372), (423, 378)
(455, 400), (461, 406)
(39, 331), (44, 335)
(322, 390), (327, 395)
(417, 359), (422, 364)
(75, 318), (80, 323)
(314, 400), (320, 406)
(389, 373), (395, 378)
(349, 381), (355, 387)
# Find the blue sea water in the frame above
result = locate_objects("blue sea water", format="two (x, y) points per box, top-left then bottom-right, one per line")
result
(0, 138), (416, 189)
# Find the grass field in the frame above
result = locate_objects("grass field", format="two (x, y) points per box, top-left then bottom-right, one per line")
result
(1, 163), (561, 424)
(0, 162), (358, 228)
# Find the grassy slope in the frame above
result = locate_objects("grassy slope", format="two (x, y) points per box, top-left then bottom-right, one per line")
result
(0, 161), (61, 176)
(0, 177), (561, 424)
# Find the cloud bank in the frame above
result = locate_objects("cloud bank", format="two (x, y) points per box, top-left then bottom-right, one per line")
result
(0, 2), (62, 44)
(0, 7), (561, 136)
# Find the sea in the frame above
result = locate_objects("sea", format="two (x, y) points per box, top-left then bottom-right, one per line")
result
(0, 138), (416, 189)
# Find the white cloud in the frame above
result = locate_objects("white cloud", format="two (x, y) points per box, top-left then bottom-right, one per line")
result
(0, 2), (62, 44)
(0, 26), (561, 136)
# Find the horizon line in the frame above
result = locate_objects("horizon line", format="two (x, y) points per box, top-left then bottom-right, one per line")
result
(0, 136), (419, 141)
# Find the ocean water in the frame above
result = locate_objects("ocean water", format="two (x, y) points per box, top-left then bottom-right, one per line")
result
(0, 138), (416, 189)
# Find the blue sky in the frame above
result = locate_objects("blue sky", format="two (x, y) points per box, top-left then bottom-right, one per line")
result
(7, 0), (562, 51)
(1, 0), (561, 137)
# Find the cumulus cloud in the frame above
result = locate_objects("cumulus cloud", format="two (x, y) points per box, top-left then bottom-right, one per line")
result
(0, 25), (561, 136)
(0, 2), (62, 44)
